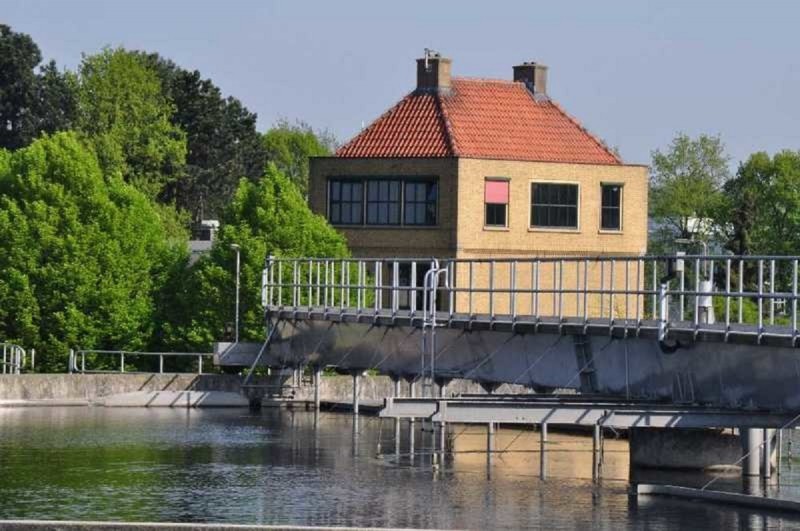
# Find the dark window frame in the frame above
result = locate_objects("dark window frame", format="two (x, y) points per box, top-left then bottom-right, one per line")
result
(530, 182), (580, 229)
(403, 179), (438, 226)
(366, 179), (402, 225)
(328, 179), (364, 226)
(326, 176), (438, 228)
(600, 183), (623, 231)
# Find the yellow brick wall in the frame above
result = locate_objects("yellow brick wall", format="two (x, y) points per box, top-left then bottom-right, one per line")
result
(308, 157), (458, 258)
(449, 258), (648, 319)
(455, 158), (649, 258)
(309, 156), (650, 320)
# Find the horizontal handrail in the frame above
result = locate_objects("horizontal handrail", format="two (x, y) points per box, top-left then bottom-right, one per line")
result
(260, 255), (800, 345)
(69, 349), (214, 375)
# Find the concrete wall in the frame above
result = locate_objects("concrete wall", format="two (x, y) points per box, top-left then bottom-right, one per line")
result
(0, 374), (271, 401)
(0, 373), (525, 403)
(291, 374), (527, 403)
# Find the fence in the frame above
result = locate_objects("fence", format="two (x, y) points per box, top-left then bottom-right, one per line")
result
(1, 342), (30, 374)
(69, 349), (214, 374)
(261, 255), (800, 344)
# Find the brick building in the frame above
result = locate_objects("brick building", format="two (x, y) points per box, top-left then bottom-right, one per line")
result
(309, 52), (648, 315)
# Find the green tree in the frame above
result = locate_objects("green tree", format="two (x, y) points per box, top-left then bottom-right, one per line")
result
(262, 119), (336, 196)
(76, 48), (186, 199)
(649, 133), (730, 251)
(722, 150), (800, 256)
(137, 53), (268, 220)
(157, 164), (349, 350)
(0, 25), (77, 150)
(0, 133), (185, 370)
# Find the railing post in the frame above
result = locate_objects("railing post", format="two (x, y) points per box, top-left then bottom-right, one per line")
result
(198, 355), (203, 374)
(658, 282), (669, 341)
(159, 354), (164, 374)
(120, 352), (125, 373)
(68, 349), (74, 374)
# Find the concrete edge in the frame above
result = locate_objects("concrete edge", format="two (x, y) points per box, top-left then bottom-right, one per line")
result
(0, 399), (90, 407)
(0, 520), (440, 531)
(637, 484), (800, 514)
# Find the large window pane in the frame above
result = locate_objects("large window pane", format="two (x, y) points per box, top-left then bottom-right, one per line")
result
(328, 180), (363, 225)
(601, 184), (622, 230)
(404, 180), (437, 226)
(366, 179), (401, 225)
(530, 183), (579, 229)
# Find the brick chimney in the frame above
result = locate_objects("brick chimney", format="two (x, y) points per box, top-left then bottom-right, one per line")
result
(416, 49), (452, 92)
(513, 61), (548, 96)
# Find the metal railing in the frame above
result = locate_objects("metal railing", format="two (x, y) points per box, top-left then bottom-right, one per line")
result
(1, 342), (31, 374)
(261, 255), (800, 344)
(69, 349), (214, 374)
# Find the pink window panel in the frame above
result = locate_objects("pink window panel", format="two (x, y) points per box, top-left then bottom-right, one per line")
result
(485, 180), (509, 204)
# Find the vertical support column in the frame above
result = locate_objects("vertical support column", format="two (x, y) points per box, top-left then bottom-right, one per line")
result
(352, 371), (360, 417)
(314, 366), (322, 412)
(392, 376), (401, 456)
(408, 379), (416, 461)
(487, 422), (496, 468)
(777, 429), (783, 479)
(763, 428), (772, 480)
(540, 423), (548, 480)
(592, 424), (601, 482)
(741, 428), (763, 477)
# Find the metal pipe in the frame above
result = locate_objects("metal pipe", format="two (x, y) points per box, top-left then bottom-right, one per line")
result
(540, 423), (548, 480)
(393, 377), (401, 456)
(592, 423), (601, 482)
(352, 371), (360, 417)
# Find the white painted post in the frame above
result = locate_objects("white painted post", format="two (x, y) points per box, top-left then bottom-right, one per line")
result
(540, 423), (548, 480)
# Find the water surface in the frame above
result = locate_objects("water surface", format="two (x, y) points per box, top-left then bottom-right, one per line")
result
(0, 407), (799, 529)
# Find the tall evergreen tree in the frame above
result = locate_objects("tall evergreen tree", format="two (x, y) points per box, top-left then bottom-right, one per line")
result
(0, 25), (77, 150)
(137, 53), (267, 219)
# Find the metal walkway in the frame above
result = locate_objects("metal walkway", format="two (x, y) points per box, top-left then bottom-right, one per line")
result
(261, 254), (800, 346)
(380, 394), (798, 429)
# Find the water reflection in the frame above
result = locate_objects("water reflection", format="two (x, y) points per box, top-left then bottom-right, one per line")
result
(0, 407), (798, 529)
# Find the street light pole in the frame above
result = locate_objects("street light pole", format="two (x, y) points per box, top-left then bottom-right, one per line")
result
(231, 244), (241, 343)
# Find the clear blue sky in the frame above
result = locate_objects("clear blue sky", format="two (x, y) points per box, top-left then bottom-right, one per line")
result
(4, 0), (799, 166)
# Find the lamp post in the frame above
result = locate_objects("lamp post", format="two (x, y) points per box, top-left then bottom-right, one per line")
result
(231, 243), (241, 343)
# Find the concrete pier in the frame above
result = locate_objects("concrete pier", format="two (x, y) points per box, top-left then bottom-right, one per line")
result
(630, 428), (741, 470)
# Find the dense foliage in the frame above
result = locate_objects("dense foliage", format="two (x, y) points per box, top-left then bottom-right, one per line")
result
(138, 53), (267, 219)
(76, 48), (187, 199)
(0, 133), (184, 371)
(648, 133), (730, 252)
(262, 119), (336, 196)
(156, 165), (349, 350)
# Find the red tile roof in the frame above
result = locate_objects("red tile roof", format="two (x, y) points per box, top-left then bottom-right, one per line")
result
(336, 78), (621, 165)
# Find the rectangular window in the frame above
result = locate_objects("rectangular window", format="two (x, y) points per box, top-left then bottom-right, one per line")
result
(530, 183), (579, 229)
(601, 184), (622, 231)
(404, 181), (438, 226)
(484, 179), (509, 227)
(366, 180), (401, 225)
(328, 180), (363, 225)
